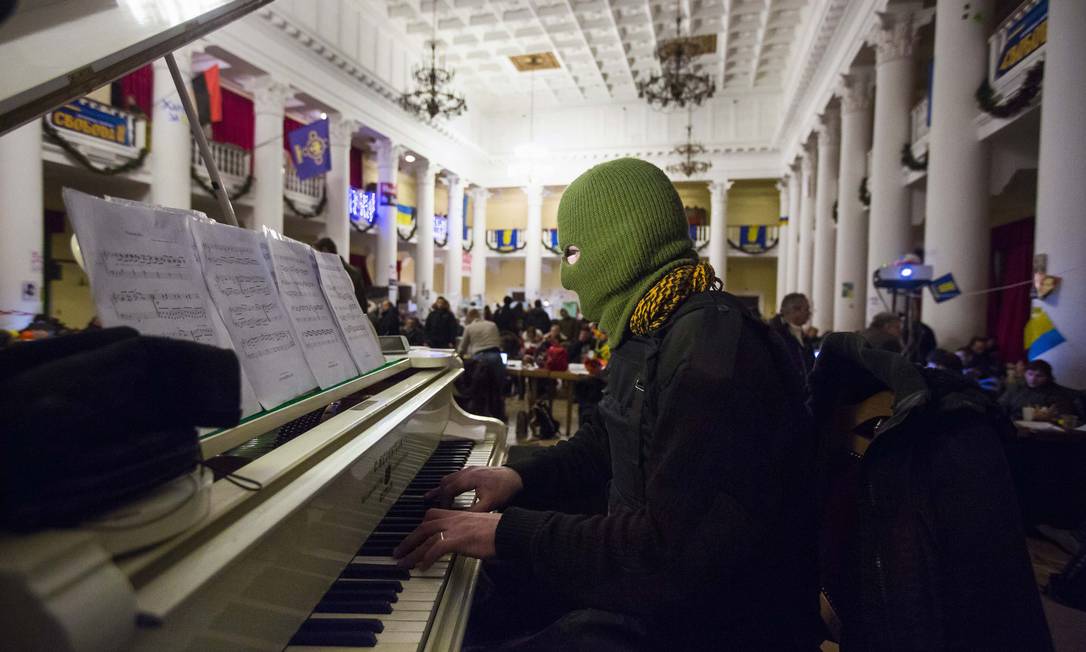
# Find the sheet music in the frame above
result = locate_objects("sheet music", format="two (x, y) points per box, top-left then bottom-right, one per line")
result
(313, 250), (384, 373)
(190, 220), (317, 410)
(63, 189), (261, 417)
(265, 234), (359, 388)
(102, 197), (262, 418)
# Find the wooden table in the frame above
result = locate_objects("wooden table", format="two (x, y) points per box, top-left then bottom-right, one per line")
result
(506, 361), (595, 437)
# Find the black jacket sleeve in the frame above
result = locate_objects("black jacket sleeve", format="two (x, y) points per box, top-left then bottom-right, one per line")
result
(495, 319), (805, 616)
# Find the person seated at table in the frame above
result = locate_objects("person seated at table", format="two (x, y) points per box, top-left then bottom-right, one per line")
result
(565, 325), (596, 363)
(999, 359), (1084, 421)
(521, 326), (543, 360)
(401, 317), (425, 346)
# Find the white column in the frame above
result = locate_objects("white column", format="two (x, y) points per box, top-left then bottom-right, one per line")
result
(708, 179), (732, 286)
(775, 179), (790, 307)
(150, 50), (193, 208)
(867, 6), (919, 322)
(921, 0), (993, 347)
(469, 187), (490, 301)
(813, 108), (840, 334)
(325, 115), (360, 258)
(0, 122), (44, 330)
(443, 174), (464, 305)
(1033, 0), (1086, 385)
(523, 183), (543, 300)
(835, 67), (875, 333)
(797, 141), (817, 300)
(375, 139), (403, 300)
(250, 76), (293, 234)
(786, 161), (802, 295)
(416, 162), (440, 312)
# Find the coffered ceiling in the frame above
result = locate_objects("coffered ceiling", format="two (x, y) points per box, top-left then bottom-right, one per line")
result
(383, 0), (811, 107)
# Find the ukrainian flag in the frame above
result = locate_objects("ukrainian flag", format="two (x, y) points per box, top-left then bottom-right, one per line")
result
(492, 229), (520, 252)
(396, 204), (415, 227)
(1025, 306), (1065, 360)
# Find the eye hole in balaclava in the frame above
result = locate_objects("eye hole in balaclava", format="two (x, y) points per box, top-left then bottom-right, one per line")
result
(564, 245), (581, 265)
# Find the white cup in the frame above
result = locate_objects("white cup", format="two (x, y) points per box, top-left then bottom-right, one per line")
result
(1022, 406), (1035, 421)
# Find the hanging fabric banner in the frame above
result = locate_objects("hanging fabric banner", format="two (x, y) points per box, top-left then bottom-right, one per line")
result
(1024, 306), (1065, 361)
(286, 118), (331, 180)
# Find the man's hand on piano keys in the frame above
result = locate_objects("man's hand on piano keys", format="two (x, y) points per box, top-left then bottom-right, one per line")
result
(423, 465), (523, 512)
(392, 508), (501, 571)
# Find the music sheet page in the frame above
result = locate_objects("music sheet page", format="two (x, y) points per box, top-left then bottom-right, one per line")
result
(265, 235), (358, 388)
(313, 250), (384, 373)
(63, 189), (261, 416)
(190, 220), (317, 410)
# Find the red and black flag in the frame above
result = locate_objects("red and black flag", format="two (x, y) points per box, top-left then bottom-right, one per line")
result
(191, 64), (222, 125)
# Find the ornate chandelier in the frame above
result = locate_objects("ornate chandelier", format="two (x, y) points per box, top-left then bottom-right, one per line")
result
(400, 4), (466, 121)
(667, 112), (712, 177)
(637, 0), (716, 110)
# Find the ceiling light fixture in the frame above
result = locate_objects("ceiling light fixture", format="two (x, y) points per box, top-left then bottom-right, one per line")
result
(510, 57), (550, 181)
(399, 1), (467, 121)
(637, 0), (716, 110)
(404, 153), (417, 163)
(666, 109), (712, 177)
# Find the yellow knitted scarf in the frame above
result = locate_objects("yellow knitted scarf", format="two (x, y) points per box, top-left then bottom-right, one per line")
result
(629, 261), (722, 336)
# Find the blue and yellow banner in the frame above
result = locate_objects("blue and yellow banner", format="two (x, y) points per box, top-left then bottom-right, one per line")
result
(727, 226), (779, 254)
(287, 118), (331, 180)
(50, 98), (133, 146)
(396, 204), (415, 227)
(543, 228), (559, 250)
(1025, 306), (1065, 360)
(929, 273), (961, 303)
(490, 229), (522, 253)
(996, 0), (1047, 80)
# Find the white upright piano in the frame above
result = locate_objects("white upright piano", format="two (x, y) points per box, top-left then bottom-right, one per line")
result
(0, 4), (507, 650)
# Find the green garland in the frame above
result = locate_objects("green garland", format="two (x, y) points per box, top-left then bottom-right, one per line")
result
(976, 61), (1044, 119)
(351, 218), (376, 234)
(284, 186), (327, 218)
(901, 143), (928, 171)
(42, 117), (149, 175)
(398, 221), (417, 241)
(434, 231), (449, 247)
(832, 200), (838, 224)
(485, 239), (526, 254)
(859, 176), (871, 209)
(463, 239), (474, 252)
(189, 166), (254, 201)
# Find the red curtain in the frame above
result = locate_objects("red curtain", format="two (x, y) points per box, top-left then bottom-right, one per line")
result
(350, 147), (363, 188)
(283, 116), (304, 151)
(115, 64), (153, 115)
(988, 217), (1035, 362)
(211, 88), (254, 150)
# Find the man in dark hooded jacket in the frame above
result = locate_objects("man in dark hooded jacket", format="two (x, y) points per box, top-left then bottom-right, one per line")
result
(393, 159), (818, 650)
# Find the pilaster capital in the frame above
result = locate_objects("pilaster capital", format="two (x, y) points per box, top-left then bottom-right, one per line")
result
(816, 107), (841, 147)
(373, 139), (405, 170)
(838, 66), (876, 114)
(708, 178), (733, 199)
(247, 76), (294, 114)
(468, 186), (492, 202)
(522, 183), (545, 205)
(776, 179), (788, 194)
(328, 114), (362, 146)
(801, 139), (817, 172)
(873, 5), (921, 65)
(417, 161), (442, 185)
(441, 173), (463, 189)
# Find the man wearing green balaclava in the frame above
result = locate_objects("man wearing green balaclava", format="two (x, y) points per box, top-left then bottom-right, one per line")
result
(394, 159), (818, 650)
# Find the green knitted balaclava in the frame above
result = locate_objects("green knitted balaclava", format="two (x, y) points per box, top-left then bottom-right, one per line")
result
(558, 158), (696, 346)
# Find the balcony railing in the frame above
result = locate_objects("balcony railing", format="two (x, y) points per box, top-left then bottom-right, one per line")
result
(192, 138), (251, 195)
(909, 97), (930, 164)
(987, 0), (1047, 96)
(688, 224), (710, 249)
(284, 150), (325, 213)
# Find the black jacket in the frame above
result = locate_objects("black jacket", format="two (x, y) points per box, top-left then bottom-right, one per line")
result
(376, 309), (400, 336)
(810, 333), (1052, 651)
(424, 308), (458, 349)
(526, 307), (552, 333)
(769, 314), (815, 384)
(496, 291), (818, 649)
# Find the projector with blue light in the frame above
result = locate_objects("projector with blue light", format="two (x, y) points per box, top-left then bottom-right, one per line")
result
(873, 263), (934, 289)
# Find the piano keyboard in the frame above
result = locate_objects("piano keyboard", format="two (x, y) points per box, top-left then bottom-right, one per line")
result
(286, 437), (494, 651)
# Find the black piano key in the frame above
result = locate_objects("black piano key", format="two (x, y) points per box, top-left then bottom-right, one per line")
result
(298, 618), (385, 634)
(340, 563), (410, 580)
(322, 588), (398, 603)
(314, 599), (393, 614)
(330, 578), (402, 592)
(289, 629), (378, 647)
